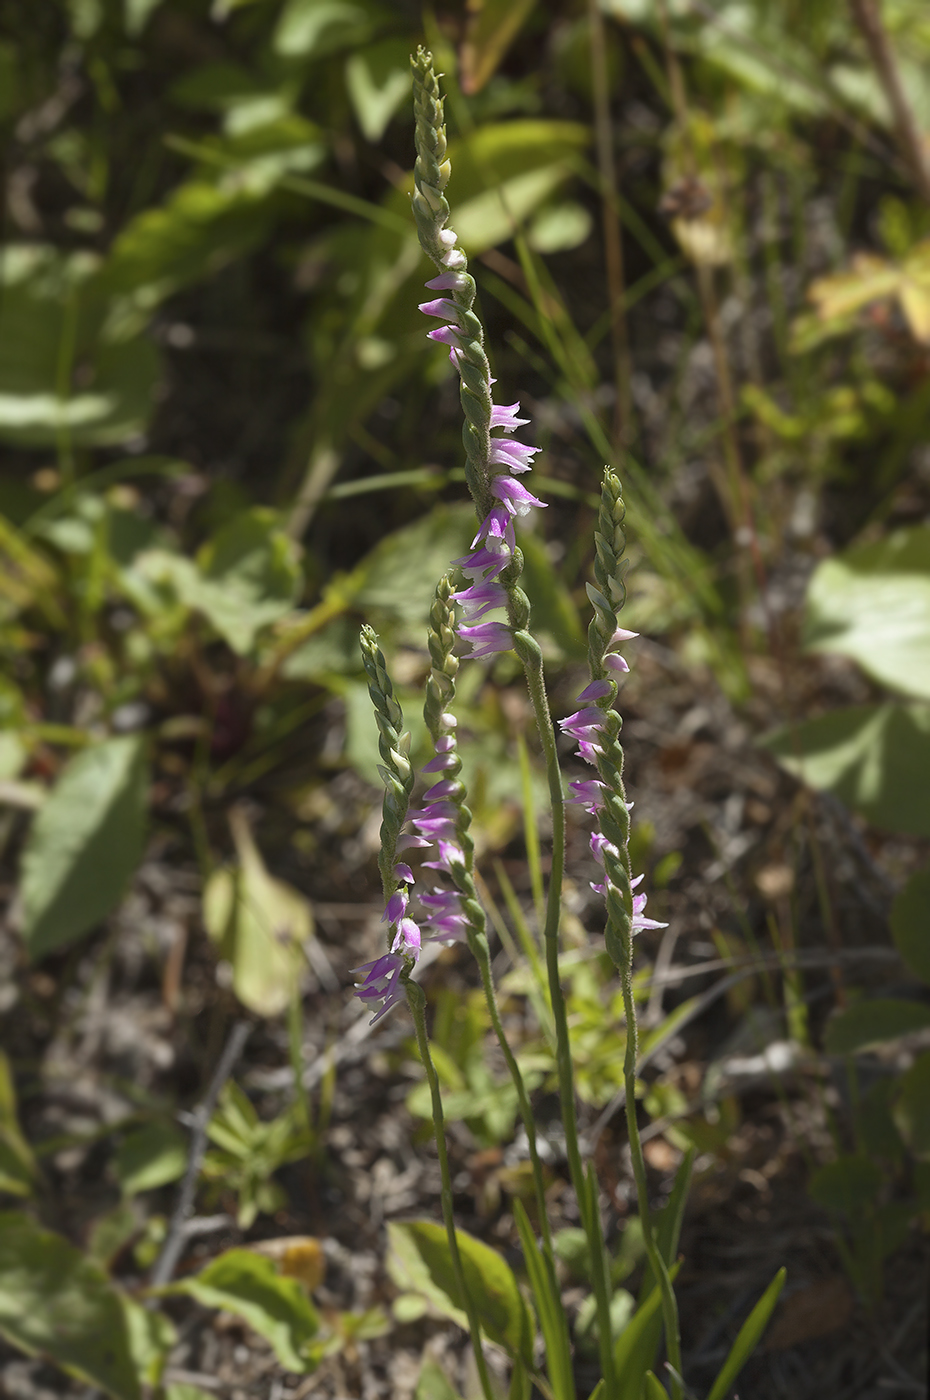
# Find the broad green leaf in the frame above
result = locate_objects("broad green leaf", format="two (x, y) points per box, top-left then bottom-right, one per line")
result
(825, 998), (930, 1053)
(804, 526), (930, 699)
(167, 1387), (216, 1400)
(894, 1051), (930, 1159)
(115, 1121), (188, 1196)
(705, 1268), (786, 1400)
(642, 1375), (667, 1400)
(0, 245), (159, 448)
(122, 1297), (175, 1386)
(87, 1201), (141, 1268)
(891, 866), (930, 985)
(168, 1249), (321, 1373)
(809, 1155), (882, 1215)
(528, 200), (593, 253)
(0, 1052), (37, 1197)
(347, 503), (474, 626)
(461, 0), (538, 94)
(761, 703), (930, 837)
(0, 1212), (139, 1400)
(345, 38), (411, 142)
(273, 0), (379, 59)
(21, 735), (148, 958)
(138, 509), (301, 654)
(387, 1220), (534, 1363)
(415, 1360), (464, 1400)
(203, 808), (309, 1017)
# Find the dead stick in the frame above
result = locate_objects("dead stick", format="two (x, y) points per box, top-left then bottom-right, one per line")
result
(149, 1020), (251, 1289)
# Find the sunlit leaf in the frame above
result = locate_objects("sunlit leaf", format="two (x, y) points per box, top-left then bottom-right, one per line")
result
(824, 999), (930, 1053)
(21, 736), (149, 959)
(273, 0), (379, 60)
(122, 1297), (175, 1387)
(527, 200), (593, 253)
(761, 703), (930, 837)
(345, 38), (411, 142)
(0, 1053), (37, 1198)
(203, 807), (309, 1017)
(0, 1212), (140, 1400)
(415, 1360), (463, 1400)
(891, 866), (930, 985)
(804, 525), (930, 699)
(115, 1121), (188, 1196)
(387, 1220), (534, 1362)
(167, 1249), (322, 1373)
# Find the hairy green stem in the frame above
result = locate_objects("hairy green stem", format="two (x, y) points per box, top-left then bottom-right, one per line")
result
(406, 979), (496, 1400)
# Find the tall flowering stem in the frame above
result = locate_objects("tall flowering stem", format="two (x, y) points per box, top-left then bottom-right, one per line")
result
(356, 626), (495, 1400)
(411, 49), (616, 1398)
(583, 471), (683, 1397)
(423, 579), (563, 1295)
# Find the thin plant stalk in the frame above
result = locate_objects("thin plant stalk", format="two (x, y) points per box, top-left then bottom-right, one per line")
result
(406, 980), (496, 1400)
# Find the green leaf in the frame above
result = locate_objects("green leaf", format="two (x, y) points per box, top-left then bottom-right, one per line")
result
(614, 1265), (681, 1400)
(513, 1201), (575, 1400)
(115, 1121), (188, 1196)
(460, 0), (538, 94)
(705, 1268), (786, 1400)
(387, 1220), (534, 1363)
(122, 1296), (175, 1387)
(0, 1052), (37, 1197)
(167, 1249), (321, 1373)
(273, 0), (379, 59)
(139, 509), (301, 654)
(0, 246), (159, 448)
(347, 503), (474, 626)
(891, 866), (930, 984)
(345, 38), (411, 142)
(87, 1201), (141, 1268)
(0, 1212), (140, 1400)
(804, 526), (930, 699)
(642, 1374), (667, 1400)
(520, 530), (586, 659)
(825, 998), (930, 1053)
(761, 703), (930, 837)
(415, 1360), (464, 1400)
(809, 1155), (883, 1215)
(21, 735), (148, 958)
(167, 1386), (217, 1400)
(528, 201), (593, 254)
(894, 1050), (930, 1159)
(203, 808), (309, 1017)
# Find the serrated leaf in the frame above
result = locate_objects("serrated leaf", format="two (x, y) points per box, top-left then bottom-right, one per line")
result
(167, 1249), (321, 1373)
(0, 1212), (140, 1400)
(203, 808), (309, 1017)
(804, 525), (930, 700)
(891, 865), (930, 985)
(825, 998), (930, 1053)
(387, 1220), (534, 1363)
(21, 736), (148, 958)
(761, 703), (930, 837)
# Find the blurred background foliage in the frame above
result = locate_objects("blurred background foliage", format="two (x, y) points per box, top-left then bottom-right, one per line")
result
(1, 0), (930, 1394)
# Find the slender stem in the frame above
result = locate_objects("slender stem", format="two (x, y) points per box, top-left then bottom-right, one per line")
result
(406, 980), (496, 1400)
(617, 932), (683, 1396)
(520, 646), (618, 1400)
(850, 0), (930, 205)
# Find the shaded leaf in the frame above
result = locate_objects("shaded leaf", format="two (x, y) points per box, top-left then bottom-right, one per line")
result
(809, 1155), (882, 1215)
(21, 736), (148, 958)
(894, 1050), (930, 1159)
(825, 999), (930, 1054)
(387, 1220), (533, 1362)
(0, 1052), (37, 1198)
(891, 866), (930, 985)
(705, 1268), (786, 1400)
(761, 703), (930, 837)
(168, 1249), (321, 1373)
(0, 1212), (139, 1400)
(460, 0), (538, 95)
(415, 1360), (464, 1400)
(804, 525), (930, 699)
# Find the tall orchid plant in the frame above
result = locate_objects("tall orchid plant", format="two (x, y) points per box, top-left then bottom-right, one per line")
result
(353, 50), (785, 1400)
